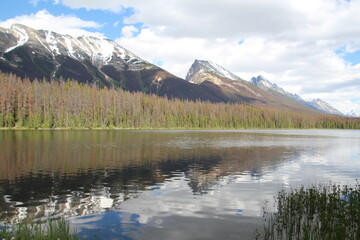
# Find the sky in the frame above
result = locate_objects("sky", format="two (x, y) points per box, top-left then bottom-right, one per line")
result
(0, 0), (359, 114)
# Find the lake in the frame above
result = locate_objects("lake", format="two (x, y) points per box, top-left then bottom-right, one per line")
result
(0, 130), (359, 239)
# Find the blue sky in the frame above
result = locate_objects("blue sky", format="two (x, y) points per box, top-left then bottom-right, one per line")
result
(343, 51), (360, 66)
(335, 46), (360, 66)
(0, 0), (137, 40)
(0, 0), (360, 114)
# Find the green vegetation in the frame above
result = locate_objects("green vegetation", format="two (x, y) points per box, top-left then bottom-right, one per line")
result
(0, 72), (359, 129)
(259, 182), (360, 240)
(0, 218), (78, 240)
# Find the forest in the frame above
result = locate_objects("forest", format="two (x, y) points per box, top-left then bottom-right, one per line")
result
(0, 72), (359, 129)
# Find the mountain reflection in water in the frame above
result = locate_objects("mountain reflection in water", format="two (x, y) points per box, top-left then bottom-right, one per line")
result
(0, 130), (359, 239)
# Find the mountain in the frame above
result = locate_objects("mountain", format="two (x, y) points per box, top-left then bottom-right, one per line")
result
(346, 110), (360, 118)
(250, 75), (288, 96)
(306, 99), (344, 116)
(186, 60), (242, 82)
(186, 60), (321, 113)
(250, 75), (344, 116)
(0, 24), (228, 102)
(185, 60), (268, 104)
(0, 24), (147, 84)
(0, 24), (337, 115)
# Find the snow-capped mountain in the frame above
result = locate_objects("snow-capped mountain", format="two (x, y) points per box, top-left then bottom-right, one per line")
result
(186, 60), (243, 82)
(251, 75), (307, 103)
(0, 24), (228, 102)
(346, 110), (360, 118)
(185, 60), (323, 113)
(1, 24), (145, 68)
(251, 75), (288, 95)
(250, 75), (344, 116)
(306, 99), (343, 116)
(185, 59), (267, 102)
(0, 24), (151, 84)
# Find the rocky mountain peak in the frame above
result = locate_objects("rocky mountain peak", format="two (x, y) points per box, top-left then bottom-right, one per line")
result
(250, 75), (266, 85)
(0, 24), (147, 69)
(308, 99), (344, 116)
(186, 59), (242, 82)
(251, 75), (287, 95)
(250, 75), (344, 116)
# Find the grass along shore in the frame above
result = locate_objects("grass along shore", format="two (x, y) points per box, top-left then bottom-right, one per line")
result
(1, 126), (359, 131)
(258, 182), (360, 240)
(0, 218), (78, 240)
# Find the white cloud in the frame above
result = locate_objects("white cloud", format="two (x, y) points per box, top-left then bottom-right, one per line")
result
(29, 0), (44, 7)
(0, 9), (103, 37)
(345, 41), (360, 53)
(121, 25), (139, 38)
(59, 0), (125, 12)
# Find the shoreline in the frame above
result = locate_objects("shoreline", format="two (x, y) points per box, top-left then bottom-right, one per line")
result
(0, 127), (358, 131)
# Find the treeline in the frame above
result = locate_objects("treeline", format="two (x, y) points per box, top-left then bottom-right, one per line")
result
(0, 73), (359, 129)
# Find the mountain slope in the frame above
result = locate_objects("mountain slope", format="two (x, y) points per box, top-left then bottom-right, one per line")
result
(186, 60), (321, 113)
(251, 75), (344, 115)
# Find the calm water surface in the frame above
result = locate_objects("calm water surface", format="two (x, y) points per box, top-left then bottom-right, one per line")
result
(0, 130), (359, 239)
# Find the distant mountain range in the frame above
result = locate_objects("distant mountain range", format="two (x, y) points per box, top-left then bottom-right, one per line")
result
(0, 24), (354, 116)
(250, 76), (344, 115)
(346, 110), (360, 118)
(185, 60), (323, 114)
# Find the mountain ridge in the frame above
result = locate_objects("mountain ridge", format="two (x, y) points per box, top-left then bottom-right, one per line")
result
(185, 60), (324, 114)
(0, 24), (343, 116)
(250, 75), (344, 116)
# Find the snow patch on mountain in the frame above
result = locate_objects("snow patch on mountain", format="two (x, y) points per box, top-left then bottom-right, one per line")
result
(207, 60), (239, 80)
(35, 35), (51, 52)
(97, 38), (115, 64)
(63, 37), (76, 58)
(45, 30), (60, 56)
(5, 25), (29, 53)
